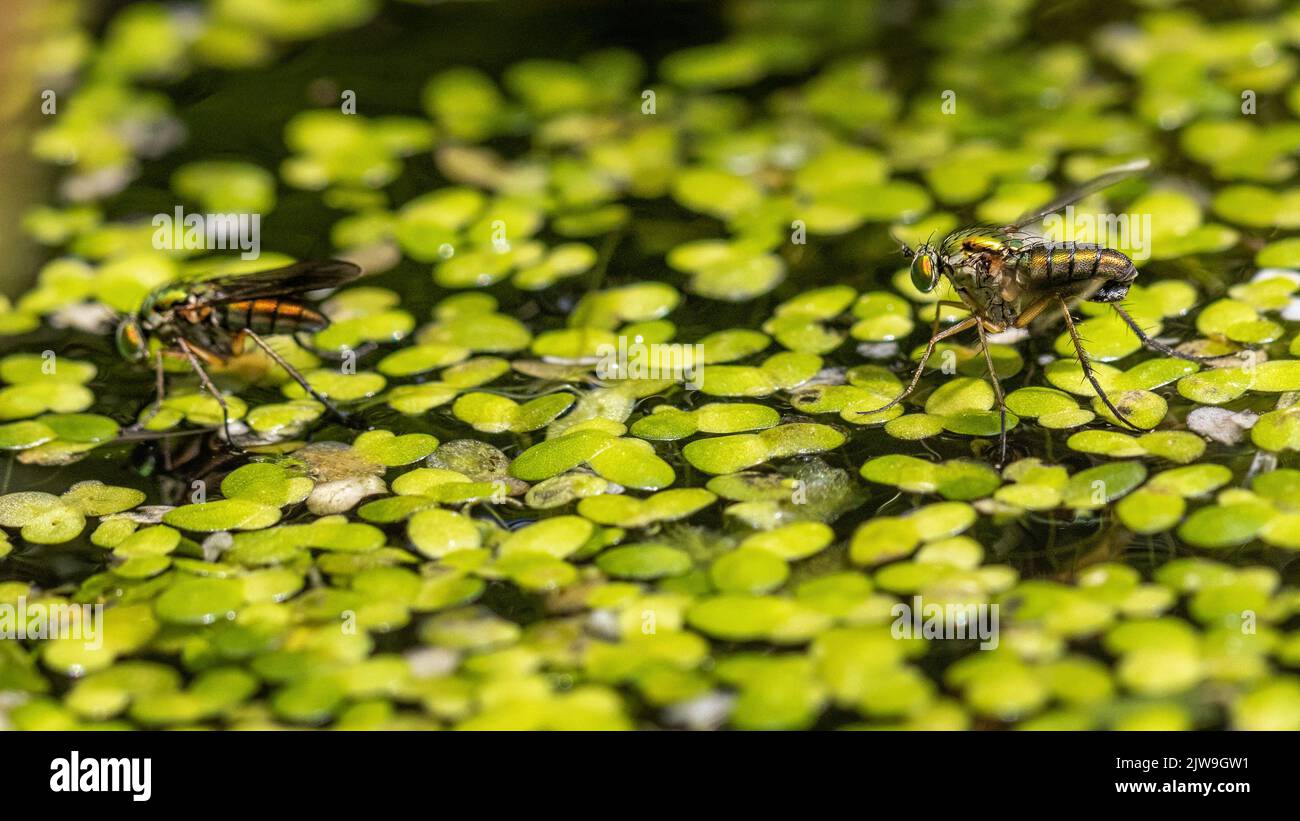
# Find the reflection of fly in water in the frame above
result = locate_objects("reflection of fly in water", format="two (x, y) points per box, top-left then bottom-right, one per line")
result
(114, 260), (362, 439)
(863, 159), (1216, 463)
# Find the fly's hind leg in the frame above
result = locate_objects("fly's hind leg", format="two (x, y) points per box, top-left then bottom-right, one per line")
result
(1110, 303), (1226, 363)
(243, 329), (356, 427)
(139, 349), (167, 427)
(857, 315), (979, 416)
(973, 320), (1009, 465)
(150, 349), (173, 471)
(154, 349), (166, 405)
(176, 338), (236, 444)
(1058, 296), (1145, 432)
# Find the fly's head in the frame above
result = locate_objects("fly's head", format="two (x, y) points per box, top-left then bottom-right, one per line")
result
(115, 316), (149, 363)
(901, 242), (943, 294)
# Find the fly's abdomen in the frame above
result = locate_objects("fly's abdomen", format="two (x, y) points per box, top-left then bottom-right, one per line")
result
(222, 299), (329, 336)
(1019, 244), (1136, 286)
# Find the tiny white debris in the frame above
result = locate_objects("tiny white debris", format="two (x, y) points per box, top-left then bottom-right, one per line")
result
(1251, 268), (1300, 285)
(110, 505), (173, 524)
(725, 156), (759, 176)
(856, 342), (899, 360)
(341, 242), (398, 275)
(1281, 298), (1300, 322)
(0, 691), (30, 732)
(220, 420), (250, 439)
(307, 475), (387, 515)
(662, 691), (735, 731)
(805, 366), (847, 387)
(201, 531), (233, 562)
(586, 608), (621, 640)
(988, 327), (1030, 345)
(123, 115), (186, 158)
(59, 165), (134, 202)
(48, 303), (118, 334)
(541, 354), (600, 366)
(404, 647), (460, 679)
(1247, 449), (1278, 480)
(1186, 406), (1258, 445)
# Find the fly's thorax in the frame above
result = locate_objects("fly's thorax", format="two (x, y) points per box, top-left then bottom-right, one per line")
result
(140, 285), (189, 315)
(139, 308), (167, 335)
(935, 247), (1024, 328)
(941, 254), (977, 290)
(951, 234), (1005, 257)
(939, 225), (1023, 257)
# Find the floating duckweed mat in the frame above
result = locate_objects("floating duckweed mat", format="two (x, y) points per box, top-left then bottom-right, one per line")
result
(2, 0), (1300, 731)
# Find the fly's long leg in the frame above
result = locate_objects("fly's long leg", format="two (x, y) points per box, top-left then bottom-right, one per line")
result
(857, 316), (979, 415)
(1110, 303), (1226, 363)
(928, 299), (971, 330)
(153, 349), (166, 404)
(176, 338), (234, 443)
(138, 348), (168, 428)
(919, 299), (971, 358)
(152, 348), (172, 471)
(1011, 295), (1057, 330)
(974, 320), (1009, 465)
(1058, 296), (1144, 432)
(243, 329), (353, 425)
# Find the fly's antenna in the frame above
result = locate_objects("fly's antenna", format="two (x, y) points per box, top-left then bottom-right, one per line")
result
(890, 230), (915, 259)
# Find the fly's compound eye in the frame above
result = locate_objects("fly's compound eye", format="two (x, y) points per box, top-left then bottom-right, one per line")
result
(910, 252), (940, 293)
(115, 319), (148, 363)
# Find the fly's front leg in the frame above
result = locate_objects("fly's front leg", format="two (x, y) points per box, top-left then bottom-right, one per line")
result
(920, 300), (971, 368)
(176, 338), (235, 444)
(154, 349), (166, 405)
(858, 316), (979, 416)
(138, 348), (167, 427)
(151, 348), (172, 471)
(929, 299), (971, 327)
(925, 299), (972, 347)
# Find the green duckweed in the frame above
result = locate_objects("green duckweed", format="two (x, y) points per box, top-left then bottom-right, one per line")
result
(5, 0), (1300, 735)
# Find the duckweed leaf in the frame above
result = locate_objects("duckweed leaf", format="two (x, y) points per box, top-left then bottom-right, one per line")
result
(596, 544), (693, 580)
(498, 516), (594, 559)
(282, 370), (386, 402)
(408, 509), (482, 558)
(710, 547), (789, 594)
(221, 462), (313, 507)
(352, 430), (440, 466)
(59, 483), (142, 518)
(453, 392), (575, 433)
(164, 500), (282, 532)
(13, 0), (1300, 733)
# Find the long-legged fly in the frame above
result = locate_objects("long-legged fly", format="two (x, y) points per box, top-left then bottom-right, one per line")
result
(114, 259), (362, 440)
(862, 159), (1220, 463)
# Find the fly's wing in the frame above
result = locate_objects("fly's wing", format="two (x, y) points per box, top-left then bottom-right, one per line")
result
(187, 260), (362, 306)
(1004, 158), (1151, 231)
